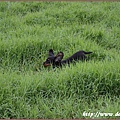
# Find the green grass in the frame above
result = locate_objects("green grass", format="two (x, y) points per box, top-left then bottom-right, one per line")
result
(0, 2), (120, 119)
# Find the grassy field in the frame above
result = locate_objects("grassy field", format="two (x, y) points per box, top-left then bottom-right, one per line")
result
(0, 2), (120, 119)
